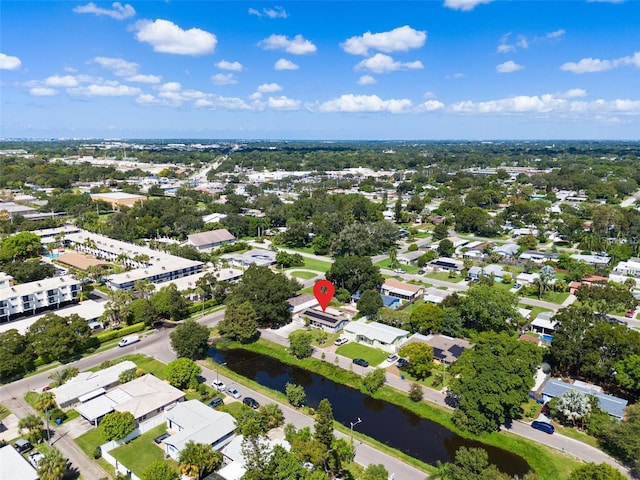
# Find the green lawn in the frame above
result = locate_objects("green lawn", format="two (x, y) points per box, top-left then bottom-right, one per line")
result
(335, 342), (389, 366)
(424, 271), (463, 283)
(374, 258), (420, 274)
(290, 270), (318, 280)
(523, 291), (570, 305)
(122, 354), (167, 379)
(299, 257), (332, 273)
(111, 424), (178, 478)
(519, 304), (553, 321)
(0, 404), (10, 421)
(75, 427), (114, 475)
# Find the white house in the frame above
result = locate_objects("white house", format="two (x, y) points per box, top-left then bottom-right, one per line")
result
(219, 435), (291, 480)
(381, 278), (424, 302)
(343, 320), (410, 353)
(0, 445), (38, 480)
(287, 293), (319, 314)
(164, 400), (236, 460)
(530, 311), (557, 335)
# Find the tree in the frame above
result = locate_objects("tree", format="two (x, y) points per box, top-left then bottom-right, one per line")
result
(388, 247), (399, 270)
(432, 222), (449, 241)
(0, 329), (35, 381)
(458, 284), (521, 333)
(357, 290), (383, 318)
(266, 444), (309, 480)
(325, 256), (383, 294)
(314, 398), (335, 450)
(26, 313), (91, 362)
(450, 332), (542, 434)
(601, 403), (640, 472)
(259, 403), (285, 429)
(615, 354), (640, 395)
(218, 301), (258, 343)
(151, 284), (189, 321)
(142, 460), (180, 480)
(178, 441), (223, 480)
(99, 411), (136, 441)
(18, 413), (44, 444)
(165, 357), (202, 390)
(170, 319), (210, 358)
(410, 303), (444, 334)
(231, 265), (299, 327)
(362, 368), (386, 394)
(438, 239), (455, 257)
(568, 463), (627, 480)
(285, 382), (307, 407)
(0, 231), (43, 261)
(241, 418), (273, 480)
(35, 392), (57, 412)
(119, 368), (138, 384)
(362, 464), (389, 480)
(289, 330), (314, 359)
(409, 382), (424, 402)
(129, 298), (158, 326)
(37, 448), (67, 480)
(430, 447), (498, 480)
(556, 389), (592, 428)
(103, 289), (135, 326)
(398, 342), (434, 380)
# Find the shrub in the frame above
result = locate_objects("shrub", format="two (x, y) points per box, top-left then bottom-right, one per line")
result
(95, 323), (145, 344)
(409, 383), (424, 402)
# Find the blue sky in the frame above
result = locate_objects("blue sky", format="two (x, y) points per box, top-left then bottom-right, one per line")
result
(1, 1), (639, 140)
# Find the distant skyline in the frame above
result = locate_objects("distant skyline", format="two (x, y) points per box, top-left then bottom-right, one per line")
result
(1, 1), (639, 140)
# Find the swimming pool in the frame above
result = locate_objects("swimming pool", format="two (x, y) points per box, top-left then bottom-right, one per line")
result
(540, 334), (554, 342)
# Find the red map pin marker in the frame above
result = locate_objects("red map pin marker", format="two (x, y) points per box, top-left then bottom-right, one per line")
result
(313, 279), (335, 312)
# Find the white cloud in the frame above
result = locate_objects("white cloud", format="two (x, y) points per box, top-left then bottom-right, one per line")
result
(496, 61), (524, 73)
(341, 25), (426, 56)
(44, 75), (79, 87)
(257, 83), (282, 93)
(93, 57), (138, 76)
(563, 88), (588, 98)
(216, 60), (243, 71)
(357, 75), (377, 85)
(67, 83), (141, 97)
(73, 2), (135, 20)
(416, 100), (445, 112)
(274, 58), (298, 70)
(516, 35), (529, 49)
(248, 6), (288, 18)
(316, 94), (412, 113)
(211, 73), (237, 85)
(497, 44), (515, 54)
(452, 73), (465, 78)
(157, 82), (181, 92)
(126, 74), (161, 84)
(134, 19), (217, 56)
(0, 53), (22, 70)
(546, 29), (566, 39)
(30, 87), (58, 96)
(259, 34), (316, 54)
(136, 94), (157, 105)
(268, 96), (301, 110)
(561, 57), (615, 73)
(444, 0), (493, 11)
(354, 53), (423, 73)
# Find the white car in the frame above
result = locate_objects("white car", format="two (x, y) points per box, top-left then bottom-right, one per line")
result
(211, 380), (226, 392)
(386, 353), (399, 363)
(226, 386), (241, 399)
(334, 337), (348, 346)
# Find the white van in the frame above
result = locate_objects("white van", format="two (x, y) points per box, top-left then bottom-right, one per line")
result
(118, 335), (140, 347)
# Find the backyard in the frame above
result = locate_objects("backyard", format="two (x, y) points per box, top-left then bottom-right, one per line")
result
(110, 424), (178, 478)
(335, 342), (389, 367)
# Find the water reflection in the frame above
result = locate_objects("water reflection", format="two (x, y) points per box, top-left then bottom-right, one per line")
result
(210, 347), (530, 476)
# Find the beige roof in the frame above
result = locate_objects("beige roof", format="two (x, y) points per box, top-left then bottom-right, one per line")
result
(383, 278), (423, 294)
(187, 229), (235, 247)
(114, 374), (185, 420)
(57, 251), (110, 270)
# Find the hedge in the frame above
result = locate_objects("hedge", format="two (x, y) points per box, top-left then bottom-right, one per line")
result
(95, 322), (145, 344)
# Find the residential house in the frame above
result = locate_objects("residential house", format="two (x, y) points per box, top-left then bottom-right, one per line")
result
(287, 293), (319, 314)
(381, 278), (425, 302)
(398, 250), (425, 266)
(0, 445), (38, 480)
(519, 250), (560, 264)
(299, 308), (348, 333)
(482, 264), (505, 282)
(219, 435), (291, 480)
(515, 272), (540, 286)
(542, 379), (627, 420)
(164, 400), (236, 460)
(402, 333), (472, 364)
(529, 311), (557, 335)
(222, 249), (276, 268)
(187, 229), (236, 252)
(492, 243), (519, 258)
(570, 254), (611, 266)
(423, 287), (450, 305)
(467, 266), (482, 281)
(342, 320), (410, 353)
(428, 257), (464, 272)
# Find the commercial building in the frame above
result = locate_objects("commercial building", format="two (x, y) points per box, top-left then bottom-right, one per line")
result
(187, 229), (236, 252)
(90, 192), (147, 209)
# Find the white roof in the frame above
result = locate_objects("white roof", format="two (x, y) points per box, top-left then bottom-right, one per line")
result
(165, 400), (236, 451)
(0, 445), (38, 480)
(531, 316), (558, 330)
(218, 461), (246, 480)
(344, 320), (409, 344)
(0, 275), (80, 298)
(52, 360), (136, 406)
(75, 395), (117, 422)
(114, 374), (184, 420)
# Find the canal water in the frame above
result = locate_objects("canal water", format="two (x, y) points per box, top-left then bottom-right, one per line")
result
(210, 347), (531, 477)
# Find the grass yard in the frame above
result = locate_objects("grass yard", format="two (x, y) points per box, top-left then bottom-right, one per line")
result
(424, 271), (463, 283)
(122, 354), (167, 379)
(290, 270), (318, 280)
(374, 258), (420, 275)
(523, 291), (570, 305)
(75, 427), (114, 475)
(0, 404), (10, 421)
(111, 424), (177, 478)
(299, 257), (332, 273)
(519, 304), (553, 321)
(399, 299), (424, 315)
(335, 342), (389, 366)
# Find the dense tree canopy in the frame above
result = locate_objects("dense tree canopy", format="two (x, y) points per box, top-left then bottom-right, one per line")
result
(170, 319), (210, 358)
(458, 284), (521, 333)
(99, 411), (136, 441)
(165, 357), (202, 390)
(0, 329), (35, 381)
(26, 313), (91, 362)
(325, 256), (383, 294)
(218, 300), (259, 343)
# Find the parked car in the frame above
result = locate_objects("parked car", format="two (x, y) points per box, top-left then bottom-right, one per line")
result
(211, 380), (226, 392)
(226, 386), (241, 399)
(352, 358), (369, 367)
(396, 358), (408, 369)
(243, 397), (260, 409)
(208, 397), (224, 409)
(118, 335), (140, 347)
(386, 353), (399, 363)
(334, 337), (348, 346)
(394, 268), (404, 274)
(531, 420), (554, 434)
(418, 269), (425, 275)
(154, 432), (171, 444)
(626, 309), (635, 318)
(14, 439), (32, 453)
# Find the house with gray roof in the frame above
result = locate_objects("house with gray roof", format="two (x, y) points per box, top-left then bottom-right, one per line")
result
(164, 400), (236, 459)
(187, 229), (236, 252)
(343, 320), (409, 353)
(542, 379), (627, 420)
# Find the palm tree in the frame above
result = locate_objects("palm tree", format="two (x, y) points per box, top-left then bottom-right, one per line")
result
(388, 247), (399, 270)
(37, 448), (67, 480)
(134, 279), (154, 300)
(178, 441), (223, 480)
(18, 413), (44, 444)
(35, 391), (57, 412)
(557, 389), (591, 429)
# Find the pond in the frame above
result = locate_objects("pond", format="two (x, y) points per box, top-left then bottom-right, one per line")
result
(210, 347), (531, 477)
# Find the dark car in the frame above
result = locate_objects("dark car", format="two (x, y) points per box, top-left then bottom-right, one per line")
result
(396, 357), (408, 369)
(243, 397), (260, 409)
(208, 397), (224, 409)
(531, 420), (554, 434)
(154, 432), (171, 444)
(352, 358), (369, 367)
(14, 439), (33, 453)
